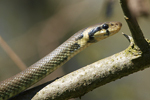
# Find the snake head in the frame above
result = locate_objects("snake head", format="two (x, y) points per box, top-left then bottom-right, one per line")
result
(86, 22), (122, 43)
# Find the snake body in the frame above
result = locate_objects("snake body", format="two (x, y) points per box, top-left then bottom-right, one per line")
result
(0, 22), (122, 100)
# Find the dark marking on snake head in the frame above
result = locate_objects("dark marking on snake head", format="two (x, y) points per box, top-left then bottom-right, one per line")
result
(104, 30), (110, 36)
(88, 27), (102, 40)
(102, 24), (109, 30)
(70, 43), (80, 53)
(76, 33), (83, 41)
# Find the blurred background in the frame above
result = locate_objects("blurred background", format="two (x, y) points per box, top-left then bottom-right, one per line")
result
(0, 0), (150, 100)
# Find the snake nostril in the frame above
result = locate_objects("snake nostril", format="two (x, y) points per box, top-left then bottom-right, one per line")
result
(119, 23), (122, 27)
(111, 23), (114, 26)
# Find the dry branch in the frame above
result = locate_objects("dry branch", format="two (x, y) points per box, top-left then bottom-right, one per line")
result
(31, 35), (150, 100)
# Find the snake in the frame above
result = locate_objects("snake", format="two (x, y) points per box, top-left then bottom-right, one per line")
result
(0, 22), (122, 100)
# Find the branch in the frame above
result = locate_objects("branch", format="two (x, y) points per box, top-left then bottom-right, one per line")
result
(31, 35), (150, 100)
(120, 0), (150, 52)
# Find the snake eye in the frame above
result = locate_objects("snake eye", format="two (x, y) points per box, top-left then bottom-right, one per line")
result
(102, 24), (109, 29)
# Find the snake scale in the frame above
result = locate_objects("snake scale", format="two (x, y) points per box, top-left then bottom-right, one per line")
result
(0, 22), (122, 100)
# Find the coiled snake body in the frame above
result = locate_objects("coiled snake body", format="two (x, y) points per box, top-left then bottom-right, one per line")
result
(0, 22), (122, 100)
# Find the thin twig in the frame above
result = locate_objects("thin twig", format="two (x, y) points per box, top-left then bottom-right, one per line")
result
(0, 36), (27, 70)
